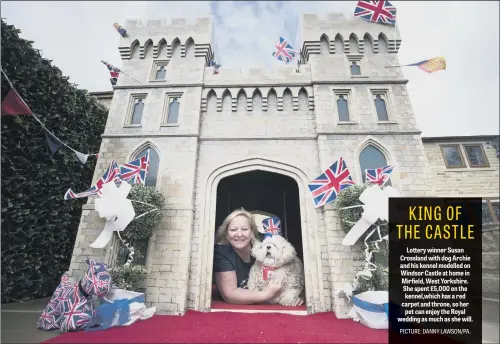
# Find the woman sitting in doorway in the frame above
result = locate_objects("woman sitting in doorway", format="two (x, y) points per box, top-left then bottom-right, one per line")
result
(213, 208), (303, 306)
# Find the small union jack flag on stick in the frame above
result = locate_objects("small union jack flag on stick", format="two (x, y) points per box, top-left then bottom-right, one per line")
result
(365, 164), (395, 187)
(263, 217), (281, 238)
(120, 150), (150, 185)
(308, 157), (356, 208)
(101, 60), (121, 86)
(272, 37), (298, 64)
(354, 1), (397, 25)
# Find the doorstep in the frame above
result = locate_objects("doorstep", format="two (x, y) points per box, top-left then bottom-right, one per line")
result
(210, 300), (308, 315)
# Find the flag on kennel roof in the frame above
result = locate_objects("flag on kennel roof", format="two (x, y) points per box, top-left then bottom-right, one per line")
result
(272, 36), (298, 64)
(308, 157), (356, 208)
(354, 1), (397, 25)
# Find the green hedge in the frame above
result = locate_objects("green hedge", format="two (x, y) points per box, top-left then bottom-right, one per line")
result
(1, 20), (108, 303)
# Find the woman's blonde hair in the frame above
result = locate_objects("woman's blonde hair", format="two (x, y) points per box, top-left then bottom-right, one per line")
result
(215, 208), (259, 245)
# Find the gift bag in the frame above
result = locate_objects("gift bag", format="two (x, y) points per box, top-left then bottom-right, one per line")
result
(347, 291), (388, 329)
(86, 288), (156, 331)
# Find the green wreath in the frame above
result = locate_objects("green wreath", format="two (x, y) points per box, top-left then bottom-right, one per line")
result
(333, 184), (389, 293)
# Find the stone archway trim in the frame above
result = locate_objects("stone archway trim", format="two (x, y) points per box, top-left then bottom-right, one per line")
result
(196, 158), (326, 313)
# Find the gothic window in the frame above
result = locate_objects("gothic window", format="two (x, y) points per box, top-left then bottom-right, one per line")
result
(363, 33), (374, 53)
(116, 146), (160, 266)
(267, 89), (277, 110)
(156, 66), (166, 80)
(334, 34), (344, 53)
(252, 90), (262, 112)
(350, 61), (361, 75)
(167, 98), (180, 124)
(440, 145), (466, 168)
(349, 34), (359, 54)
(298, 88), (308, 111)
(131, 98), (144, 125)
(337, 95), (350, 122)
(463, 144), (489, 167)
(222, 90), (232, 112)
(320, 34), (329, 55)
(237, 90), (247, 112)
(283, 88), (293, 112)
(359, 145), (390, 184)
(374, 95), (389, 121)
(207, 90), (217, 113)
(136, 146), (159, 187)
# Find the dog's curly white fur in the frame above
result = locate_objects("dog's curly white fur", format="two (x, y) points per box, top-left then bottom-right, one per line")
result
(248, 235), (305, 306)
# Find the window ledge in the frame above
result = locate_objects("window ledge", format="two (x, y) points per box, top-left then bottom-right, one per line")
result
(337, 121), (358, 125)
(351, 75), (369, 79)
(444, 168), (496, 172)
(160, 123), (180, 127)
(377, 121), (398, 124)
(149, 79), (166, 83)
(124, 124), (142, 128)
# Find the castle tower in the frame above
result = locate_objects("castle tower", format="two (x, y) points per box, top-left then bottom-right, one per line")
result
(69, 13), (430, 317)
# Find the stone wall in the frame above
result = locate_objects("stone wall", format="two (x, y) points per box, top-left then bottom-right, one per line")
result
(423, 138), (500, 296)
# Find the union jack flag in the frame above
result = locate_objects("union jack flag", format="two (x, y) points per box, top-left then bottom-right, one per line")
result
(272, 37), (297, 64)
(37, 273), (72, 330)
(101, 60), (121, 86)
(59, 287), (95, 333)
(64, 160), (121, 200)
(263, 217), (281, 238)
(365, 164), (395, 186)
(82, 260), (112, 297)
(120, 150), (150, 185)
(354, 1), (397, 25)
(308, 157), (356, 208)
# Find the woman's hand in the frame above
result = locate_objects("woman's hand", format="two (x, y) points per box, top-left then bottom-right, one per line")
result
(265, 279), (284, 299)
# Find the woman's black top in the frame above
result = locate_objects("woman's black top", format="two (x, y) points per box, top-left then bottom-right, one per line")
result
(213, 244), (255, 289)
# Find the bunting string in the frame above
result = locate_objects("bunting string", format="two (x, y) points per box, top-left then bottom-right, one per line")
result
(1, 68), (99, 163)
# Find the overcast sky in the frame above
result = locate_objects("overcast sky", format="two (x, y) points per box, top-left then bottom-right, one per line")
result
(1, 1), (498, 137)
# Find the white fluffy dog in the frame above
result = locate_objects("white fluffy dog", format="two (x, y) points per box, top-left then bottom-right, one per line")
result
(248, 235), (305, 306)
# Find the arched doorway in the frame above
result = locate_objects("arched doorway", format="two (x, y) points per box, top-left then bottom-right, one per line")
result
(214, 170), (303, 262)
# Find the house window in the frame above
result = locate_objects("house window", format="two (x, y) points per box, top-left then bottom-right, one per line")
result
(350, 61), (361, 75)
(359, 144), (391, 185)
(482, 199), (499, 227)
(337, 95), (350, 121)
(150, 60), (169, 81)
(125, 94), (147, 126)
(463, 144), (489, 167)
(374, 95), (388, 121)
(440, 145), (466, 168)
(162, 93), (182, 125)
(440, 143), (490, 168)
(155, 66), (166, 80)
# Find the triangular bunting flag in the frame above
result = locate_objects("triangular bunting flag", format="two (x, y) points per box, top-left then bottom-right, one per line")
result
(44, 130), (62, 155)
(1, 82), (32, 116)
(113, 23), (127, 37)
(75, 151), (89, 164)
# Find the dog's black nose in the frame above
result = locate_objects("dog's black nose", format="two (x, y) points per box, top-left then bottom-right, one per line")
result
(266, 245), (271, 250)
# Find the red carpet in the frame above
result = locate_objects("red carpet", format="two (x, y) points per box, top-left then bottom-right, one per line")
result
(42, 311), (388, 344)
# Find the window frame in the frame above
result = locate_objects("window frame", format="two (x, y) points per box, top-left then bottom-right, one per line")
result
(347, 55), (365, 77)
(149, 60), (170, 82)
(333, 89), (354, 123)
(462, 143), (490, 168)
(439, 144), (467, 169)
(439, 143), (490, 169)
(161, 93), (183, 126)
(370, 89), (393, 122)
(124, 93), (148, 127)
(482, 198), (499, 228)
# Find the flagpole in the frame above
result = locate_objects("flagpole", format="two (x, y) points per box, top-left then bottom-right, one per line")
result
(119, 70), (143, 85)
